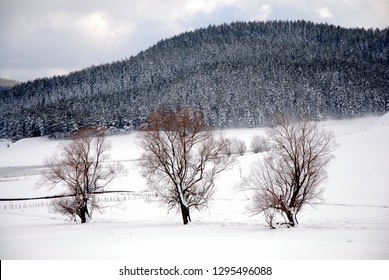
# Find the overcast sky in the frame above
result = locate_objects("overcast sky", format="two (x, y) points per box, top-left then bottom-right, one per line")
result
(1, 0), (388, 82)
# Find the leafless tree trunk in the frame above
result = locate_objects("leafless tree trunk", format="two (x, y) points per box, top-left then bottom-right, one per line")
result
(240, 115), (337, 228)
(139, 108), (234, 225)
(41, 128), (125, 223)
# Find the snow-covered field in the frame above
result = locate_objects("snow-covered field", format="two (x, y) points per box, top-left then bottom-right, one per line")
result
(1, 114), (388, 260)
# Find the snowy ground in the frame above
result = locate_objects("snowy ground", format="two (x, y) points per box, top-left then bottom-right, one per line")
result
(0, 114), (388, 260)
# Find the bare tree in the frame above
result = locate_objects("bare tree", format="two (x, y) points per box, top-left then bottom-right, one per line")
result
(222, 138), (234, 157)
(240, 116), (337, 228)
(222, 138), (247, 157)
(139, 108), (234, 225)
(250, 135), (270, 154)
(41, 128), (125, 223)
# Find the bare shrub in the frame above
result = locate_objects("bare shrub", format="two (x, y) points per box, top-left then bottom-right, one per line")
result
(250, 135), (270, 153)
(233, 139), (247, 156)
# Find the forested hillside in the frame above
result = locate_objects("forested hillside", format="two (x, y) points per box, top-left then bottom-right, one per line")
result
(1, 20), (388, 140)
(0, 78), (19, 93)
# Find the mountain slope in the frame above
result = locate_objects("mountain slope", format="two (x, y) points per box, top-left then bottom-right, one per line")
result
(1, 20), (389, 140)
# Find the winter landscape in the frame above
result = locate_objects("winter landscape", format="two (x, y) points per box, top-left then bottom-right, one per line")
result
(1, 3), (389, 279)
(1, 113), (388, 260)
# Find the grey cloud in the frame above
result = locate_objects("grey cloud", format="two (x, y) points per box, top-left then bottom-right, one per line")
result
(1, 0), (388, 81)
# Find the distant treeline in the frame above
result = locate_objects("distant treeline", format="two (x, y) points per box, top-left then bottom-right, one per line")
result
(1, 20), (388, 140)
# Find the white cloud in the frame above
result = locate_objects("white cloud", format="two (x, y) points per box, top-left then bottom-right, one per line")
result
(173, 0), (238, 23)
(76, 12), (133, 41)
(256, 4), (273, 21)
(78, 13), (112, 36)
(317, 7), (333, 19)
(184, 0), (220, 15)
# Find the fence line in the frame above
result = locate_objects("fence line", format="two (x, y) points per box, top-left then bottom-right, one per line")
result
(0, 192), (157, 211)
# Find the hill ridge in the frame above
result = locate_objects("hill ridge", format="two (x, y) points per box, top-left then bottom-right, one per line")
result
(1, 20), (388, 140)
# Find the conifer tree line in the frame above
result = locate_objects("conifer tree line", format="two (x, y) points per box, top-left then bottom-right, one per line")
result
(1, 20), (388, 141)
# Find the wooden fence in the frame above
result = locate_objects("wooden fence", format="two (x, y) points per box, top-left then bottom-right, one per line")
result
(0, 191), (157, 211)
